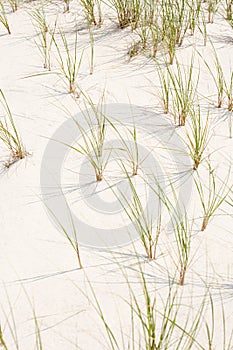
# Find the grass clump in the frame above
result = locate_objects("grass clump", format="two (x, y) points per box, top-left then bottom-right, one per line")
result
(53, 29), (83, 96)
(67, 92), (108, 182)
(109, 0), (141, 29)
(167, 55), (199, 126)
(173, 211), (192, 286)
(185, 106), (210, 170)
(0, 89), (27, 167)
(80, 0), (102, 26)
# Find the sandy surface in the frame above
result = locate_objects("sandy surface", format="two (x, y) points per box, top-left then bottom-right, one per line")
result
(0, 1), (233, 349)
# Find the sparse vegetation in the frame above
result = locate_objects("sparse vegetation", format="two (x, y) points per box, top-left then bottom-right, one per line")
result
(0, 1), (233, 350)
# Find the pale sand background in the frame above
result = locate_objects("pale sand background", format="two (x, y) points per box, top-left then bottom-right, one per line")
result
(0, 1), (233, 349)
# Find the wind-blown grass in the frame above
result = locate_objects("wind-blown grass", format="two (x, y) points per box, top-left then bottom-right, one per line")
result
(45, 200), (83, 269)
(68, 91), (109, 182)
(53, 28), (83, 96)
(155, 180), (193, 286)
(204, 290), (233, 349)
(185, 105), (211, 170)
(31, 5), (56, 70)
(194, 162), (232, 231)
(167, 54), (199, 126)
(198, 45), (230, 109)
(80, 262), (208, 349)
(117, 167), (162, 260)
(109, 120), (140, 176)
(0, 286), (45, 350)
(0, 89), (27, 167)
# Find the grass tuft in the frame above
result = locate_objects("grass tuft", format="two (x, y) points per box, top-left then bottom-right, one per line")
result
(0, 89), (27, 167)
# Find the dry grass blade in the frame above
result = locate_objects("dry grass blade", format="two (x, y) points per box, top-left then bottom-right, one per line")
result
(44, 200), (83, 269)
(64, 0), (70, 12)
(0, 324), (8, 350)
(7, 0), (19, 12)
(0, 2), (11, 34)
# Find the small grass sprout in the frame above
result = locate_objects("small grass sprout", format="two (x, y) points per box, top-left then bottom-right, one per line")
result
(127, 40), (142, 59)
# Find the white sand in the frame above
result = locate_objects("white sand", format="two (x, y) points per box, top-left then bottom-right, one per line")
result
(0, 1), (232, 349)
